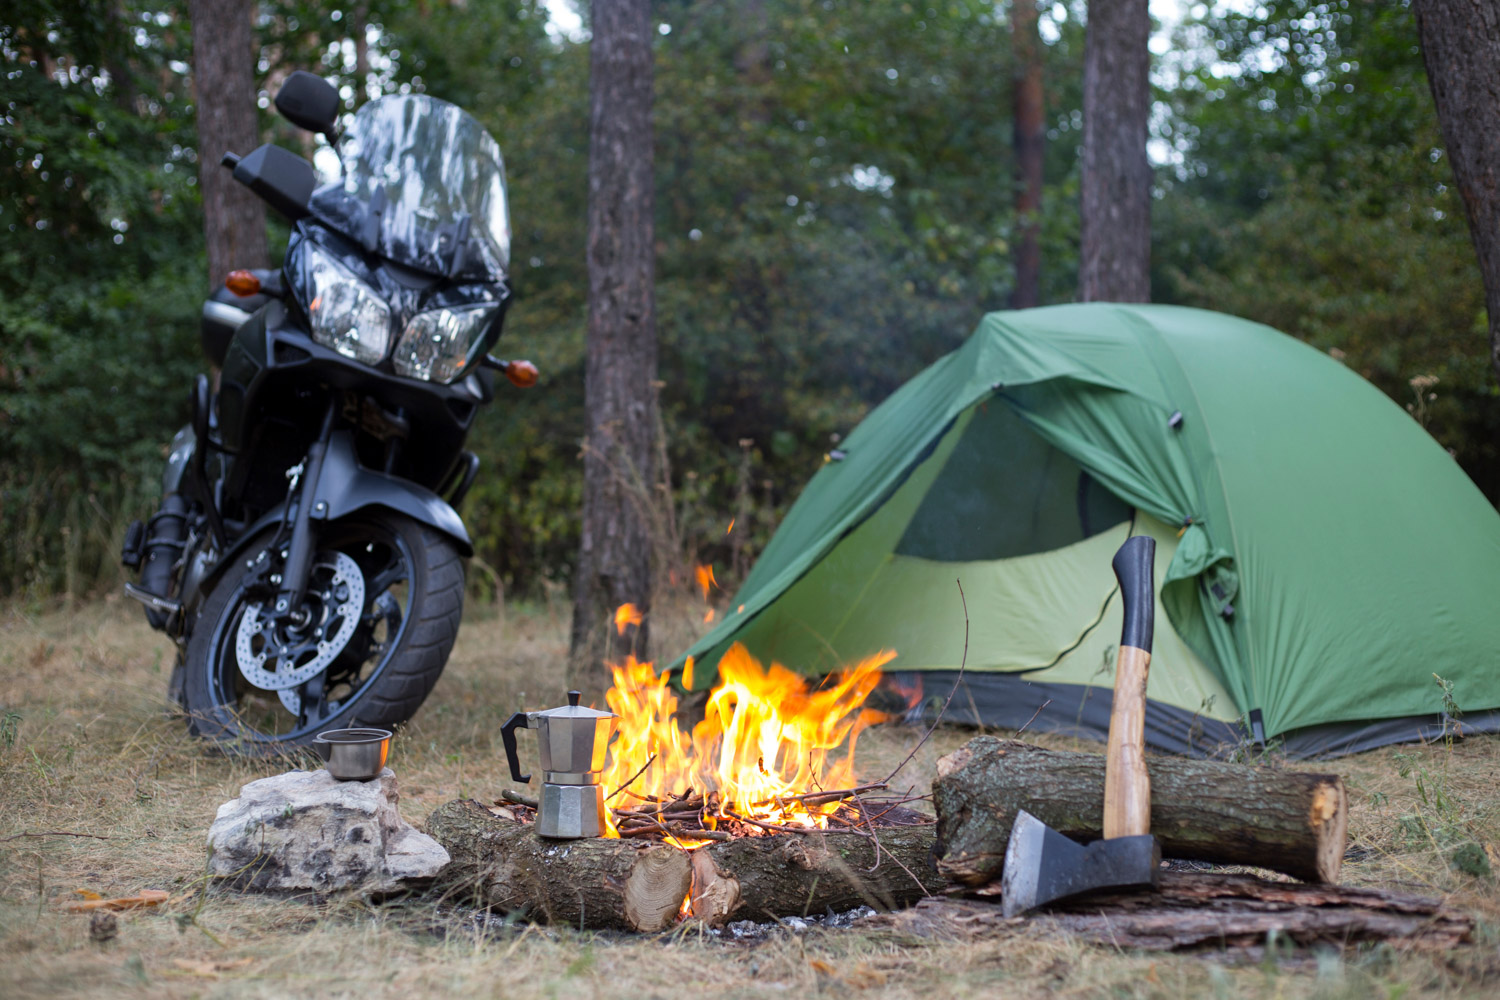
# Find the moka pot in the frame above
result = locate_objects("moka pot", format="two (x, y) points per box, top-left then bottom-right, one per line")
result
(501, 691), (617, 838)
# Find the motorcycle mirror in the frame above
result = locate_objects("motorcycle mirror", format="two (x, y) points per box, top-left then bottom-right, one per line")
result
(275, 71), (341, 137)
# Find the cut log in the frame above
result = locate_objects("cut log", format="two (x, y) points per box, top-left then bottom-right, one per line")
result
(878, 872), (1471, 952)
(933, 737), (1346, 886)
(427, 799), (690, 932)
(426, 799), (945, 930)
(688, 819), (944, 924)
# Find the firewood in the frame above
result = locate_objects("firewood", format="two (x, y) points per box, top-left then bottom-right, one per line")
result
(427, 799), (690, 932)
(426, 799), (946, 930)
(933, 738), (1347, 886)
(881, 872), (1471, 951)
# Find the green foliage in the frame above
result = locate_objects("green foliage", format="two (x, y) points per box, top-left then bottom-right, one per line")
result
(0, 0), (1495, 601)
(1154, 0), (1500, 495)
(1, 2), (204, 594)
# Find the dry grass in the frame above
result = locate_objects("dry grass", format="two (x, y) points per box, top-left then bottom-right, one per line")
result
(2, 594), (1499, 998)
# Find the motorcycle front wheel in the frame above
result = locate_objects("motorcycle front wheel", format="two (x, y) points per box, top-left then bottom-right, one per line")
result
(182, 511), (464, 751)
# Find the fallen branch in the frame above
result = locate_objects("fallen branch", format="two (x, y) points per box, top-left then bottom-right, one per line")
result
(499, 789), (538, 808)
(1, 830), (117, 843)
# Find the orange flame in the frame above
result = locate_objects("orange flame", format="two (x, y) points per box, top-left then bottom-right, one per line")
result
(614, 603), (643, 635)
(702, 608), (716, 624)
(726, 518), (735, 534)
(695, 564), (717, 601)
(601, 643), (896, 839)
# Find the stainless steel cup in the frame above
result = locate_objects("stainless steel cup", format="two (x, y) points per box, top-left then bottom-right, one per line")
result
(312, 727), (392, 781)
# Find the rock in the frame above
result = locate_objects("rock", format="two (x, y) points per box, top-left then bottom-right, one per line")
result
(206, 768), (448, 894)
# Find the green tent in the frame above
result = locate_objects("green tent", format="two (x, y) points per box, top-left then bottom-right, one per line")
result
(674, 304), (1500, 757)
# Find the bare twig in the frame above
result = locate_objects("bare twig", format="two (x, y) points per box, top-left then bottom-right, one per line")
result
(1016, 698), (1053, 736)
(882, 578), (970, 785)
(606, 753), (657, 803)
(0, 831), (116, 843)
(855, 791), (883, 872)
(500, 789), (538, 808)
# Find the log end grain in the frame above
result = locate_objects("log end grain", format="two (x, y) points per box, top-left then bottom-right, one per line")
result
(688, 849), (741, 925)
(1312, 780), (1347, 884)
(622, 847), (693, 932)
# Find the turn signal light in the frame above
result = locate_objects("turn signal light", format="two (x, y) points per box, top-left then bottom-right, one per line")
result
(504, 359), (539, 388)
(225, 270), (261, 297)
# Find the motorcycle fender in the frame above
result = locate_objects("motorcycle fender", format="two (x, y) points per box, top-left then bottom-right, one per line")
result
(201, 432), (473, 596)
(308, 432), (473, 556)
(162, 424), (196, 496)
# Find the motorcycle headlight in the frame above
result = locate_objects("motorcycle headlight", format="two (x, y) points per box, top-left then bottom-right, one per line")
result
(393, 304), (498, 383)
(302, 245), (392, 365)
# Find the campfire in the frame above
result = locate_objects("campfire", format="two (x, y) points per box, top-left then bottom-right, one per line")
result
(497, 625), (931, 850)
(599, 642), (902, 846)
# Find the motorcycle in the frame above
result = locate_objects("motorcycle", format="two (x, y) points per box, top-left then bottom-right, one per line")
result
(121, 72), (537, 750)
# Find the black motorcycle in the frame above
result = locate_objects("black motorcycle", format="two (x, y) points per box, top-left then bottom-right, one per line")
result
(122, 73), (536, 750)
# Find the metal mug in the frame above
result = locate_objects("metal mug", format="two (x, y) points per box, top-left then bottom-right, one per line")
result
(312, 727), (392, 781)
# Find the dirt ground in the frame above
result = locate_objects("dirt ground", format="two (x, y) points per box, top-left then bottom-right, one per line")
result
(2, 595), (1498, 998)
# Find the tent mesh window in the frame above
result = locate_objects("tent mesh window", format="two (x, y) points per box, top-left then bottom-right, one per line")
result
(894, 400), (1132, 561)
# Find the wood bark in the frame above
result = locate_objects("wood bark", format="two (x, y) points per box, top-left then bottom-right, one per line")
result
(933, 738), (1346, 886)
(190, 0), (268, 290)
(569, 0), (658, 699)
(1011, 0), (1045, 309)
(427, 799), (690, 932)
(888, 873), (1470, 952)
(1413, 1), (1500, 382)
(427, 799), (945, 930)
(1077, 0), (1151, 302)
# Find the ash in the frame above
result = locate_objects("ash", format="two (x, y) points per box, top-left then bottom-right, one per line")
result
(715, 905), (879, 942)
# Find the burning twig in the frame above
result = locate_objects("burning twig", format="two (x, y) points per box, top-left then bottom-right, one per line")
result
(606, 752), (658, 802)
(723, 811), (819, 836)
(790, 783), (889, 807)
(618, 825), (731, 842)
(882, 578), (970, 786)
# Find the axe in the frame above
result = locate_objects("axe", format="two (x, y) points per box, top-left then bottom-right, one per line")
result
(1000, 534), (1162, 916)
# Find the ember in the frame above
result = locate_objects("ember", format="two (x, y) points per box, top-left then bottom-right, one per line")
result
(599, 637), (898, 845)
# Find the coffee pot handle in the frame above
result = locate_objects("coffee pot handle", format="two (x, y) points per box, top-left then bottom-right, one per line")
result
(501, 712), (531, 784)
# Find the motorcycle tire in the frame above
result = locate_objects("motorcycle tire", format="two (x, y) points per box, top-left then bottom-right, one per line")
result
(181, 511), (464, 752)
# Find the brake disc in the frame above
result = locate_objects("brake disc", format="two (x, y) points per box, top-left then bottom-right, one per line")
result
(234, 551), (366, 700)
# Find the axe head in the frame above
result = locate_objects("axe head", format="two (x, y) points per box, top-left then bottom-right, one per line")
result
(1000, 809), (1161, 917)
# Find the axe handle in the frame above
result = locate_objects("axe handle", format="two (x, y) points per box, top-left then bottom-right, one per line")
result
(1104, 535), (1155, 840)
(1103, 643), (1152, 838)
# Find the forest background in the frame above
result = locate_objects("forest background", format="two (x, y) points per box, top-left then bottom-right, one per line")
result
(3, 0), (1496, 603)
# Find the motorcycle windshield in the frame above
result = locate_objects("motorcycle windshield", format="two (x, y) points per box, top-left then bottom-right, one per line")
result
(308, 95), (510, 281)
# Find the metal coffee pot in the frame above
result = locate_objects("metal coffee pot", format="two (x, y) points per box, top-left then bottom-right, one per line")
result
(501, 691), (617, 838)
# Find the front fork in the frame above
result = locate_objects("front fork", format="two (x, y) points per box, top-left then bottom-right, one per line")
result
(271, 401), (338, 620)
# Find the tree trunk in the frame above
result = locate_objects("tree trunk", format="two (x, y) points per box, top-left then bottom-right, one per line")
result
(569, 0), (658, 700)
(1077, 0), (1151, 302)
(933, 738), (1346, 886)
(1413, 1), (1500, 382)
(190, 0), (268, 290)
(427, 799), (944, 929)
(890, 875), (1471, 952)
(1011, 0), (1045, 309)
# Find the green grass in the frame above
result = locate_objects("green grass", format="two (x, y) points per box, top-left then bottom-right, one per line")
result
(1, 596), (1498, 998)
